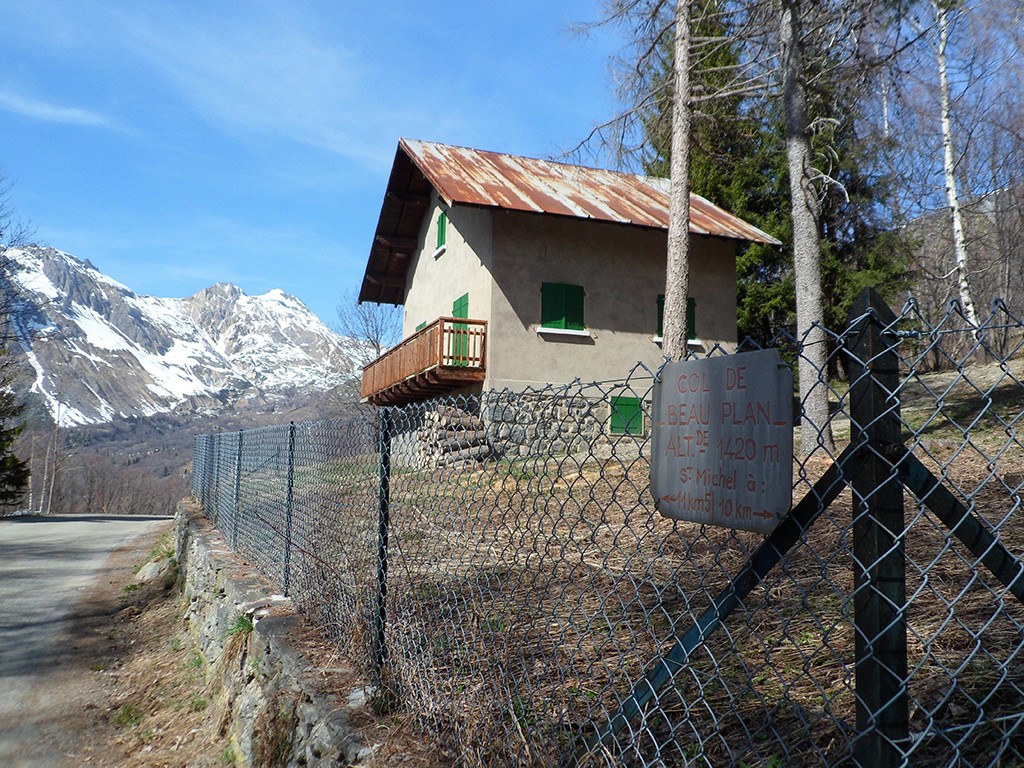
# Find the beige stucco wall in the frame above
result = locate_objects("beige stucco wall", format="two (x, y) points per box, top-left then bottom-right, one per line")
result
(400, 193), (494, 337)
(486, 210), (738, 390)
(395, 200), (740, 393)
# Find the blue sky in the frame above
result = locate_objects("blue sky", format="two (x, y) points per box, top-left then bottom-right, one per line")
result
(0, 1), (625, 325)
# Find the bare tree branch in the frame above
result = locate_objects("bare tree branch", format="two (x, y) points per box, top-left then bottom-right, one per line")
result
(335, 290), (402, 366)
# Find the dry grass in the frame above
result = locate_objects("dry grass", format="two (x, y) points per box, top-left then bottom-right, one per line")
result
(365, 361), (1022, 766)
(213, 357), (1024, 766)
(66, 527), (235, 767)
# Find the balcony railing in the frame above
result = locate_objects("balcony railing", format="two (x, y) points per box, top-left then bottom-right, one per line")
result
(361, 316), (487, 406)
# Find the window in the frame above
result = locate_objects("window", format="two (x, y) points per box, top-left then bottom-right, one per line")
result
(436, 211), (448, 251)
(657, 294), (697, 341)
(610, 396), (643, 435)
(541, 282), (585, 331)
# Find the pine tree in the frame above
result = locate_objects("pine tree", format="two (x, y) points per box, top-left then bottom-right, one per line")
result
(635, 4), (908, 347)
(0, 365), (29, 507)
(0, 177), (33, 510)
(636, 6), (794, 345)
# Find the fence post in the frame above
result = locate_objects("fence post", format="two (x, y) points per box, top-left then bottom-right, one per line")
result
(208, 435), (216, 512)
(213, 433), (222, 525)
(373, 408), (393, 675)
(191, 436), (199, 499)
(282, 422), (296, 596)
(232, 430), (243, 549)
(200, 436), (207, 502)
(842, 287), (909, 767)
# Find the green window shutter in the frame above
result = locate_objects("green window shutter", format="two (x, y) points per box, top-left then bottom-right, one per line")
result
(657, 295), (695, 340)
(542, 282), (584, 330)
(610, 396), (642, 435)
(565, 284), (585, 330)
(451, 293), (469, 366)
(541, 282), (566, 329)
(436, 211), (447, 250)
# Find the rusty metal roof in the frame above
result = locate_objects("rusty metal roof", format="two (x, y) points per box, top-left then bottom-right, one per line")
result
(359, 139), (780, 305)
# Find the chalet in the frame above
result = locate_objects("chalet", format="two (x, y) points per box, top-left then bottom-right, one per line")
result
(358, 139), (778, 415)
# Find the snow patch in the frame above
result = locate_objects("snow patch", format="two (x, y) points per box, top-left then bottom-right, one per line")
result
(7, 245), (359, 425)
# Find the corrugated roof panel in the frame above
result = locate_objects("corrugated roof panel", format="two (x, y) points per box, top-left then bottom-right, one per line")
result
(399, 138), (780, 244)
(361, 140), (782, 306)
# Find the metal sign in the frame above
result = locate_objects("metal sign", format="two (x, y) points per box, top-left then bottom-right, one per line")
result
(651, 349), (794, 533)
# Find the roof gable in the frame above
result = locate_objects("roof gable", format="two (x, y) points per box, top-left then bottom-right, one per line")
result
(360, 139), (779, 305)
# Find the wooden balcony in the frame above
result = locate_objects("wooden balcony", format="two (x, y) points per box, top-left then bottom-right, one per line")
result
(361, 317), (487, 406)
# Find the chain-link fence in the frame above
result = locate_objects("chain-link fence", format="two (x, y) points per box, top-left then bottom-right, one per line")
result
(191, 291), (1024, 767)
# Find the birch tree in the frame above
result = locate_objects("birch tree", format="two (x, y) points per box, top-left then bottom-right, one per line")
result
(935, 0), (978, 325)
(582, 1), (908, 454)
(881, 0), (1021, 332)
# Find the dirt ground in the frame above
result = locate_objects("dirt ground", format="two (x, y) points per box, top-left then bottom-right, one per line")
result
(51, 521), (234, 766)
(51, 520), (440, 768)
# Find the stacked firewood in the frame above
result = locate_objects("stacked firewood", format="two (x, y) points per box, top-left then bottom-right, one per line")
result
(418, 406), (491, 467)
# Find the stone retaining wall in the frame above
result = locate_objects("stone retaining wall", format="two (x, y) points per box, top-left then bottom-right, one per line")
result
(175, 502), (371, 767)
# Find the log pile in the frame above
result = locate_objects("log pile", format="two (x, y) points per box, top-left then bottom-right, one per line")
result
(419, 406), (491, 467)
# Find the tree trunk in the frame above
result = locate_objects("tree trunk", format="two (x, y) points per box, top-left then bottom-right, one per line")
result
(26, 440), (34, 512)
(45, 422), (59, 515)
(781, 0), (834, 455)
(663, 0), (693, 361)
(936, 1), (979, 326)
(39, 434), (51, 514)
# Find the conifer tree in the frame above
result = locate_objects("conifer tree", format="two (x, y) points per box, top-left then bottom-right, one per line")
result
(0, 175), (33, 510)
(629, 2), (907, 345)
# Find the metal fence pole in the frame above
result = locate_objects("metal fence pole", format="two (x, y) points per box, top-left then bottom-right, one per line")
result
(203, 435), (213, 512)
(373, 408), (393, 675)
(843, 287), (909, 767)
(213, 433), (222, 526)
(232, 430), (243, 549)
(191, 436), (199, 499)
(282, 422), (296, 596)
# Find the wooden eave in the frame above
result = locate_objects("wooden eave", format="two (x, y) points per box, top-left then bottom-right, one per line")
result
(358, 150), (432, 306)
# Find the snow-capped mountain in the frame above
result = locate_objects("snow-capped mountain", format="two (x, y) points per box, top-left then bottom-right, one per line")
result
(5, 245), (365, 426)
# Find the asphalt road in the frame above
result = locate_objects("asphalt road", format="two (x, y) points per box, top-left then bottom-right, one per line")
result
(0, 514), (172, 767)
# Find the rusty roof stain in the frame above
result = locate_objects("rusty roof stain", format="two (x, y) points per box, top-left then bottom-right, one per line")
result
(402, 138), (780, 243)
(360, 139), (780, 305)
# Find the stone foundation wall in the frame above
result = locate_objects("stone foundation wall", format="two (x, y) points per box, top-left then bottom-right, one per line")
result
(175, 503), (372, 767)
(482, 390), (616, 458)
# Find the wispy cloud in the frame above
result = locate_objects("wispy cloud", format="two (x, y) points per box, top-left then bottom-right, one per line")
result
(1, 1), (495, 171)
(0, 89), (115, 128)
(101, 5), (401, 170)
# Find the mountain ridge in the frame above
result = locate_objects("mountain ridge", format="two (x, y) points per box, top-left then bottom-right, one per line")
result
(5, 245), (363, 426)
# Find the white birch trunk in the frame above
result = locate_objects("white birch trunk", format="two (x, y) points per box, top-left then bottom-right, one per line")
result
(936, 1), (979, 326)
(781, 0), (835, 455)
(26, 440), (34, 512)
(39, 434), (51, 514)
(45, 422), (58, 515)
(663, 0), (693, 361)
